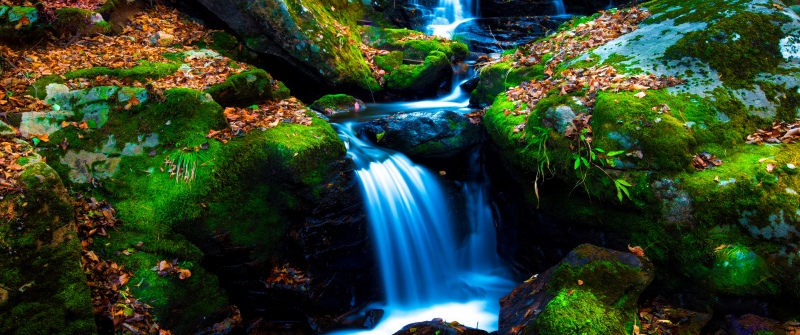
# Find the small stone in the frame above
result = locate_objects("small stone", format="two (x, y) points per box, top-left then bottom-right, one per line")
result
(150, 31), (175, 47)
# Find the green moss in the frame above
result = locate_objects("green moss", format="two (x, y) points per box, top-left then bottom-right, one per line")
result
(385, 50), (451, 94)
(309, 93), (359, 112)
(64, 61), (180, 83)
(205, 69), (288, 106)
(663, 12), (784, 89)
(757, 82), (800, 122)
(375, 51), (403, 71)
(530, 289), (626, 335)
(27, 74), (65, 100)
(644, 0), (748, 25)
(0, 161), (96, 335)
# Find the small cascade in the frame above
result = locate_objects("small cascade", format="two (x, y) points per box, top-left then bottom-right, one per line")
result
(346, 129), (459, 306)
(459, 148), (502, 272)
(427, 0), (479, 38)
(553, 0), (567, 15)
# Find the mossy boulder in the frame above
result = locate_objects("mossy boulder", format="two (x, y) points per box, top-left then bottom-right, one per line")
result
(309, 93), (365, 114)
(362, 110), (482, 159)
(363, 27), (469, 97)
(192, 0), (380, 93)
(31, 81), (369, 331)
(481, 0), (800, 317)
(0, 138), (97, 335)
(206, 68), (290, 107)
(393, 320), (489, 335)
(499, 244), (653, 335)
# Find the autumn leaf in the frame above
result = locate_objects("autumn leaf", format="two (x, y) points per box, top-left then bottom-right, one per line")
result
(628, 244), (645, 257)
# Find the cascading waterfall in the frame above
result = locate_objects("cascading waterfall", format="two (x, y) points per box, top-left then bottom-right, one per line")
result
(428, 0), (479, 38)
(553, 0), (567, 15)
(459, 148), (502, 272)
(347, 131), (459, 306)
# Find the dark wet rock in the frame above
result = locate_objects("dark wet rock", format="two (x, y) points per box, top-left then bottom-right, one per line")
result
(499, 244), (653, 335)
(363, 110), (482, 159)
(453, 17), (565, 54)
(363, 309), (385, 329)
(460, 77), (481, 93)
(563, 0), (644, 15)
(727, 314), (783, 335)
(480, 0), (558, 18)
(393, 320), (490, 335)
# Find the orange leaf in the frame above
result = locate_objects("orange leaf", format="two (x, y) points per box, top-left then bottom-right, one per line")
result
(628, 244), (645, 257)
(177, 269), (191, 280)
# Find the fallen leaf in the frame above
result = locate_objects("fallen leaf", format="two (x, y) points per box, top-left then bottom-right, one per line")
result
(633, 91), (646, 98)
(628, 244), (645, 257)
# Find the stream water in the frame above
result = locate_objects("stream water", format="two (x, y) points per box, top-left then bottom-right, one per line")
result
(329, 70), (514, 333)
(326, 1), (540, 332)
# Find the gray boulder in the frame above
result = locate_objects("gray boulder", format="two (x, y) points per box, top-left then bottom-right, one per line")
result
(363, 110), (482, 159)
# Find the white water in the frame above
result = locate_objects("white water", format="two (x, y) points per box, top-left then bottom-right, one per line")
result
(427, 0), (479, 38)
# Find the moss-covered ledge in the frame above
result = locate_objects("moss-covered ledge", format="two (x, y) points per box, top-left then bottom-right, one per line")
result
(29, 81), (348, 332)
(0, 140), (96, 335)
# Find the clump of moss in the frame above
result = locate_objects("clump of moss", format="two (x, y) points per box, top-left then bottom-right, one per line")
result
(664, 12), (785, 89)
(532, 289), (627, 335)
(26, 74), (65, 99)
(309, 94), (362, 113)
(205, 69), (289, 107)
(384, 50), (452, 96)
(64, 61), (180, 84)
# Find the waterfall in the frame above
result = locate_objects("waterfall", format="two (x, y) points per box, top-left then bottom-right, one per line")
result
(331, 122), (514, 334)
(427, 0), (479, 38)
(352, 146), (458, 306)
(459, 148), (502, 272)
(553, 0), (567, 15)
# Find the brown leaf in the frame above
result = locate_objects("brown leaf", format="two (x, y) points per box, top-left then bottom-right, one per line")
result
(628, 244), (645, 257)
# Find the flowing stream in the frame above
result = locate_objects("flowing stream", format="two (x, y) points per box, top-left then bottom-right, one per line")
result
(329, 74), (514, 334)
(326, 2), (518, 332)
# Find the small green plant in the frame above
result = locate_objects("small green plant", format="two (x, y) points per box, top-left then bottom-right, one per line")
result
(525, 125), (553, 207)
(163, 149), (204, 183)
(571, 128), (633, 202)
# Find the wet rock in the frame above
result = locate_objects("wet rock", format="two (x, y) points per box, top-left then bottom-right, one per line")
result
(563, 0), (644, 15)
(727, 314), (783, 335)
(393, 320), (490, 335)
(480, 0), (556, 18)
(454, 17), (566, 54)
(499, 244), (653, 335)
(460, 77), (481, 93)
(363, 309), (385, 329)
(363, 110), (482, 159)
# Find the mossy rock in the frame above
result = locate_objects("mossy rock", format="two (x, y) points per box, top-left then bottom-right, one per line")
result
(206, 69), (290, 107)
(385, 50), (453, 97)
(309, 94), (364, 113)
(63, 62), (180, 84)
(482, 0), (800, 310)
(499, 244), (653, 335)
(0, 140), (97, 335)
(36, 83), (347, 331)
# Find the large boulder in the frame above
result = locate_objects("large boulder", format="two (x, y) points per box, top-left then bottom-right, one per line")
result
(363, 110), (482, 159)
(480, 0), (800, 319)
(27, 81), (372, 332)
(189, 0), (380, 94)
(499, 244), (654, 335)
